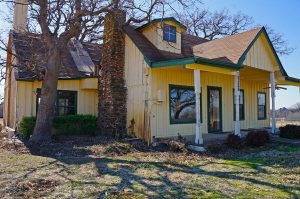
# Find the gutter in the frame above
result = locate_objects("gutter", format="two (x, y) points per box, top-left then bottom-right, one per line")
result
(284, 76), (300, 84)
(15, 76), (98, 82)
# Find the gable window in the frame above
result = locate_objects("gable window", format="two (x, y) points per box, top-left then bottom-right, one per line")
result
(169, 85), (202, 124)
(233, 89), (245, 121)
(257, 92), (266, 120)
(36, 89), (77, 116)
(163, 25), (177, 43)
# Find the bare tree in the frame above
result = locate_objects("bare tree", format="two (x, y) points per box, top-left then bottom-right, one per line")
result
(264, 25), (295, 56)
(0, 0), (192, 144)
(176, 7), (295, 56)
(290, 102), (300, 113)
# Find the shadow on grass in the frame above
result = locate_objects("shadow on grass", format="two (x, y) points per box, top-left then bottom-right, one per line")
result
(19, 136), (300, 198)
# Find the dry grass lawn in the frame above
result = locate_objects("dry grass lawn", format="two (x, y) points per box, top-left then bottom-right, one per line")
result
(0, 136), (299, 199)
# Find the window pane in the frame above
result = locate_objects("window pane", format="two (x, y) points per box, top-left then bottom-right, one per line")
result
(240, 91), (244, 104)
(258, 106), (265, 119)
(163, 25), (176, 43)
(36, 89), (77, 116)
(258, 93), (266, 105)
(170, 33), (176, 42)
(170, 86), (196, 123)
(233, 90), (244, 120)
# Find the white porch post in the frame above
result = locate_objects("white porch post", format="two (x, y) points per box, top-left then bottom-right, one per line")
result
(234, 71), (241, 136)
(270, 72), (276, 134)
(194, 69), (203, 145)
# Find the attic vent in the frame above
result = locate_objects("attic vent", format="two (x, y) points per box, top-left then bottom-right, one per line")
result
(68, 38), (95, 74)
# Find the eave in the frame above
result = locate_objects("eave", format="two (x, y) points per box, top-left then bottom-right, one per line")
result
(136, 17), (187, 31)
(146, 56), (242, 71)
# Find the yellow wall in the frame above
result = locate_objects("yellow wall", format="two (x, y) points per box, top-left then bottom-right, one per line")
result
(125, 35), (152, 141)
(141, 21), (184, 54)
(243, 33), (279, 72)
(150, 67), (270, 138)
(15, 78), (98, 125)
(3, 67), (18, 128)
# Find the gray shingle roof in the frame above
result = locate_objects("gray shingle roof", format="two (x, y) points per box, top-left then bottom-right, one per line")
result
(12, 31), (101, 81)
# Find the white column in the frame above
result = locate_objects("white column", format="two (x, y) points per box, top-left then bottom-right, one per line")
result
(234, 71), (241, 136)
(194, 69), (203, 145)
(270, 72), (276, 134)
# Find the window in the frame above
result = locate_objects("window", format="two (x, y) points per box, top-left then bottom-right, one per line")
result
(233, 89), (245, 120)
(169, 85), (202, 124)
(163, 25), (176, 43)
(258, 92), (266, 120)
(36, 89), (77, 116)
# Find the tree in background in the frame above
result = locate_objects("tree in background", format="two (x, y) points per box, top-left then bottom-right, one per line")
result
(175, 8), (295, 55)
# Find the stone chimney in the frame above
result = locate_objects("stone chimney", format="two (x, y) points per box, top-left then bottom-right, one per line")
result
(13, 0), (28, 32)
(98, 9), (127, 136)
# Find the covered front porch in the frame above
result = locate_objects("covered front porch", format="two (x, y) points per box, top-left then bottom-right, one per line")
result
(185, 63), (282, 145)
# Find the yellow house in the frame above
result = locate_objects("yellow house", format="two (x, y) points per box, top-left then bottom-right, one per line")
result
(3, 32), (100, 129)
(122, 17), (300, 143)
(4, 16), (300, 144)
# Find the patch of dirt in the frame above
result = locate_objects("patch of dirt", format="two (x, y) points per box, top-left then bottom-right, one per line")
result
(102, 189), (144, 199)
(9, 179), (61, 199)
(0, 137), (30, 154)
(104, 142), (136, 156)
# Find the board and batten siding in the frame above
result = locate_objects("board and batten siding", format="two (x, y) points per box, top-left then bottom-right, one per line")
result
(125, 35), (152, 141)
(15, 79), (98, 124)
(4, 67), (18, 128)
(243, 33), (279, 72)
(150, 67), (270, 138)
(141, 21), (184, 54)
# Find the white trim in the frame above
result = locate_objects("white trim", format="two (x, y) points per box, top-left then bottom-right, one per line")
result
(194, 69), (203, 144)
(234, 71), (241, 136)
(270, 72), (276, 134)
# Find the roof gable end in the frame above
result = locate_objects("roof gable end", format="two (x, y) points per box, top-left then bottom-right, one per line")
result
(238, 27), (287, 76)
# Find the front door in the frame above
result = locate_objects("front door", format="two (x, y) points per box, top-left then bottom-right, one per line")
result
(208, 86), (222, 133)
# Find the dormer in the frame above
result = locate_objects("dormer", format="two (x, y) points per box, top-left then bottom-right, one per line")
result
(136, 17), (186, 54)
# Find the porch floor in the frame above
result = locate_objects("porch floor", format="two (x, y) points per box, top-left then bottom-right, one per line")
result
(184, 128), (300, 146)
(184, 128), (278, 146)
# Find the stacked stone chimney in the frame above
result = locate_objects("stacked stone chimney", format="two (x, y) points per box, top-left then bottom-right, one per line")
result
(13, 0), (28, 32)
(98, 9), (127, 136)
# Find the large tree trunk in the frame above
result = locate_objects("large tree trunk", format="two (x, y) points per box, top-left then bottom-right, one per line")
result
(29, 48), (61, 144)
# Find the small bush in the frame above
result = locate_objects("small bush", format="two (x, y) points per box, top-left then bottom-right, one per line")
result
(19, 115), (97, 137)
(279, 125), (300, 139)
(246, 130), (270, 147)
(19, 117), (36, 138)
(53, 115), (97, 135)
(227, 134), (243, 149)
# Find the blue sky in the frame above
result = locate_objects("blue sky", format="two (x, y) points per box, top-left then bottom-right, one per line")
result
(202, 0), (300, 109)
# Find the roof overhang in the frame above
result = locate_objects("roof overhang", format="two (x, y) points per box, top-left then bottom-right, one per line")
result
(136, 17), (187, 31)
(277, 76), (300, 87)
(146, 56), (241, 71)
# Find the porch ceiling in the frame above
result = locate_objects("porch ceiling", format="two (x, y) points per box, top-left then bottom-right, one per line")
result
(240, 66), (270, 83)
(185, 63), (237, 75)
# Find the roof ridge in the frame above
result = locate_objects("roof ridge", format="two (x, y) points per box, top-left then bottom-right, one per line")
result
(202, 27), (262, 44)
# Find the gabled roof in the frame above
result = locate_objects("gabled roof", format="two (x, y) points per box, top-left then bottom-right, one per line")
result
(123, 25), (208, 62)
(125, 22), (300, 83)
(11, 31), (101, 81)
(192, 28), (262, 65)
(136, 17), (187, 31)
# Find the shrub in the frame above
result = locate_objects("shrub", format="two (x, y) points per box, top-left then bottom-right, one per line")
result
(52, 115), (97, 135)
(279, 125), (300, 139)
(19, 115), (97, 137)
(227, 134), (243, 149)
(246, 130), (270, 147)
(19, 116), (36, 138)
